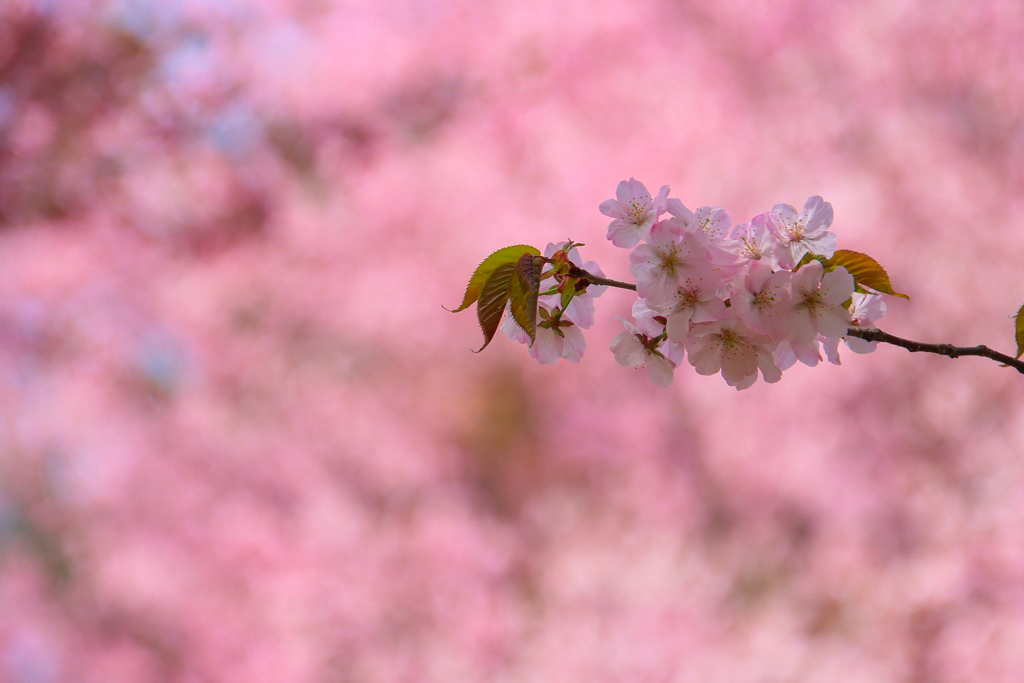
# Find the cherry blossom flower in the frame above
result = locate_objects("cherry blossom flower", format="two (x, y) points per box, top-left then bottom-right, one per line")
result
(609, 317), (678, 388)
(686, 311), (782, 390)
(631, 298), (686, 359)
(629, 222), (721, 312)
(728, 260), (792, 337)
(731, 213), (779, 268)
(600, 178), (670, 248)
(666, 199), (741, 267)
(663, 285), (728, 344)
(777, 260), (854, 345)
(694, 205), (732, 243)
(767, 196), (838, 269)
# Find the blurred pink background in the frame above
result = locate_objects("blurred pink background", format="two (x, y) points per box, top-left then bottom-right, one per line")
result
(2, 0), (1024, 681)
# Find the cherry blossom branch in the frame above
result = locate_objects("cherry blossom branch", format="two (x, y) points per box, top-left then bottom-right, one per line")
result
(844, 328), (1024, 374)
(459, 182), (1024, 388)
(580, 269), (1024, 375)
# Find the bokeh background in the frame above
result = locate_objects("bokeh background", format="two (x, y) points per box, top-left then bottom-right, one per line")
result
(3, 0), (1024, 681)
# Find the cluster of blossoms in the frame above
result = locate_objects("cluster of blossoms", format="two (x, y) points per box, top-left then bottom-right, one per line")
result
(463, 180), (1024, 382)
(601, 178), (886, 389)
(501, 179), (889, 390)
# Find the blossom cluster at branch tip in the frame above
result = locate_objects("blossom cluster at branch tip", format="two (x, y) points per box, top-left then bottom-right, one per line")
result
(500, 241), (607, 364)
(601, 180), (887, 389)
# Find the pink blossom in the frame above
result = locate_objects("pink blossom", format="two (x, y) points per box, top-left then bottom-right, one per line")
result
(599, 178), (670, 248)
(767, 196), (838, 269)
(731, 213), (780, 268)
(609, 318), (677, 387)
(667, 199), (741, 267)
(776, 261), (854, 345)
(631, 298), (687, 360)
(728, 260), (792, 337)
(694, 205), (743, 267)
(663, 287), (728, 344)
(694, 205), (733, 244)
(685, 311), (782, 390)
(629, 222), (722, 312)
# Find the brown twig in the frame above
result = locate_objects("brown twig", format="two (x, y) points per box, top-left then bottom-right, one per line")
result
(844, 328), (1024, 374)
(579, 270), (637, 291)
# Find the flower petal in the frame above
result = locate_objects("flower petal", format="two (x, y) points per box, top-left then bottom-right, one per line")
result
(646, 355), (675, 387)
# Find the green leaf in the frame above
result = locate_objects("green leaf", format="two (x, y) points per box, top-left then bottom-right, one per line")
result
(508, 254), (544, 344)
(448, 245), (541, 312)
(825, 249), (909, 300)
(1015, 303), (1024, 360)
(474, 262), (517, 352)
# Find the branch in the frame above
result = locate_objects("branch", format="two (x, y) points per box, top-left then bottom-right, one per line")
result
(579, 270), (637, 291)
(845, 327), (1024, 374)
(580, 268), (1024, 375)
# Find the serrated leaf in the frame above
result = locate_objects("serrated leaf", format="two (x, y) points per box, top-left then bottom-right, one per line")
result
(825, 249), (909, 300)
(1015, 303), (1024, 360)
(508, 254), (544, 344)
(449, 245), (541, 312)
(474, 262), (516, 353)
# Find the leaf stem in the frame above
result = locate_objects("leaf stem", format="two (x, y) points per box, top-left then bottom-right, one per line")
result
(844, 328), (1024, 374)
